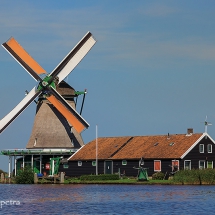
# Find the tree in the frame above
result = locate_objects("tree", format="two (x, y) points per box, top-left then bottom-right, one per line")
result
(15, 166), (34, 184)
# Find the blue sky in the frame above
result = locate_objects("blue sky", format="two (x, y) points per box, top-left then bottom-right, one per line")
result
(0, 1), (215, 171)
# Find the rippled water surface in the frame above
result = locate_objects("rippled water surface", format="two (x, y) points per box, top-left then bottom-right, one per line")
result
(0, 184), (215, 214)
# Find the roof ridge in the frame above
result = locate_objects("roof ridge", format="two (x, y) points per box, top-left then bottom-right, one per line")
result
(109, 137), (133, 158)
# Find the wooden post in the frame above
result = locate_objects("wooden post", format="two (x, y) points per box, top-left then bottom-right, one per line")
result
(60, 172), (64, 184)
(1, 173), (4, 183)
(39, 155), (42, 174)
(34, 173), (38, 184)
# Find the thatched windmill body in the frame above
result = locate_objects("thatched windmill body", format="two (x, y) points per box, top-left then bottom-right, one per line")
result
(26, 81), (86, 149)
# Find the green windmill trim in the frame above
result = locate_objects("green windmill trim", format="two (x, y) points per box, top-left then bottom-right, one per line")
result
(75, 91), (86, 95)
(37, 75), (56, 91)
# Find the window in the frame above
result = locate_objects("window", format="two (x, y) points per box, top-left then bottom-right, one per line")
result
(207, 144), (212, 153)
(199, 144), (204, 153)
(207, 161), (213, 169)
(184, 160), (191, 170)
(78, 161), (82, 166)
(122, 160), (127, 165)
(92, 161), (96, 166)
(154, 160), (161, 171)
(63, 163), (69, 169)
(45, 163), (50, 170)
(199, 160), (205, 169)
(171, 160), (179, 171)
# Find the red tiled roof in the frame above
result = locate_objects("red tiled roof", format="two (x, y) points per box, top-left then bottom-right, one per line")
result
(70, 136), (132, 160)
(112, 133), (203, 159)
(69, 133), (203, 160)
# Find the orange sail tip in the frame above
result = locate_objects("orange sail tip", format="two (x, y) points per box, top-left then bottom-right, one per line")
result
(5, 37), (47, 75)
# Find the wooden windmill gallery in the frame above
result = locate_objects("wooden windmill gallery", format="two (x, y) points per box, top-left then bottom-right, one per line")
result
(0, 32), (96, 177)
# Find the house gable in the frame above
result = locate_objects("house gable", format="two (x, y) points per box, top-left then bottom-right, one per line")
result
(180, 134), (215, 169)
(181, 133), (215, 159)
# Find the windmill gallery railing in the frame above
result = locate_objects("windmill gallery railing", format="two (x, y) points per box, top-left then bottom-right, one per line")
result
(0, 148), (77, 156)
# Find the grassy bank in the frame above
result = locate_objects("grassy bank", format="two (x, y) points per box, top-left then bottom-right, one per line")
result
(35, 178), (173, 185)
(62, 169), (215, 185)
(2, 169), (215, 185)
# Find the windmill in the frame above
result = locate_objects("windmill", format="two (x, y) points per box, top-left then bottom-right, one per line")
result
(202, 116), (212, 133)
(0, 32), (96, 147)
(201, 116), (212, 139)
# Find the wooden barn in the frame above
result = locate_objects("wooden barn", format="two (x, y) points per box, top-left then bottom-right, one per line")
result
(60, 129), (215, 177)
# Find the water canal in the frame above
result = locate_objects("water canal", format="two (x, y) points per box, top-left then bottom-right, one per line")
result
(0, 184), (214, 214)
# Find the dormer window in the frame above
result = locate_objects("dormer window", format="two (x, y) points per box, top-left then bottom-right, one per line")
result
(122, 160), (127, 165)
(78, 161), (82, 166)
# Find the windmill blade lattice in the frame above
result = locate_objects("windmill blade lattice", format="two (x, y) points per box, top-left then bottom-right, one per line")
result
(0, 32), (96, 134)
(2, 37), (45, 81)
(49, 32), (96, 84)
(0, 87), (41, 133)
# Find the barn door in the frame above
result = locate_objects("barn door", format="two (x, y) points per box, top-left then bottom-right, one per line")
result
(105, 161), (113, 174)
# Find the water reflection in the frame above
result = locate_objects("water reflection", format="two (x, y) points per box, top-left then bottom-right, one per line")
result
(0, 184), (215, 214)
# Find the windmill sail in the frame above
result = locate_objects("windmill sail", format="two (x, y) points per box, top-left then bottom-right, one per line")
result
(47, 86), (89, 133)
(0, 87), (41, 133)
(2, 37), (46, 81)
(49, 31), (96, 83)
(0, 32), (96, 134)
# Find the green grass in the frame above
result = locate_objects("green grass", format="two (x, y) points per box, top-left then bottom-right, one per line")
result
(6, 169), (215, 185)
(63, 178), (174, 185)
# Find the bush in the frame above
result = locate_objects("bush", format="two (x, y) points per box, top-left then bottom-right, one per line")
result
(173, 169), (215, 185)
(196, 169), (215, 184)
(0, 169), (6, 175)
(152, 172), (165, 180)
(80, 174), (119, 181)
(15, 166), (34, 184)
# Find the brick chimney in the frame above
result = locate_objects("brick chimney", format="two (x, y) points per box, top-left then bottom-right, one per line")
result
(187, 128), (193, 135)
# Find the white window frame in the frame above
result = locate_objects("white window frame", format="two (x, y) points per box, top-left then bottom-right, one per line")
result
(171, 160), (179, 171)
(122, 160), (127, 166)
(154, 160), (161, 172)
(199, 160), (205, 169)
(92, 161), (96, 166)
(78, 161), (82, 166)
(63, 163), (69, 169)
(184, 160), (191, 170)
(199, 144), (204, 153)
(207, 144), (212, 153)
(207, 161), (213, 169)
